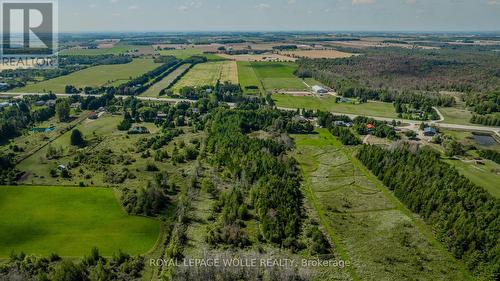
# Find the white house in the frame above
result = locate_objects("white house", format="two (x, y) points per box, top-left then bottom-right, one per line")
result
(312, 85), (328, 94)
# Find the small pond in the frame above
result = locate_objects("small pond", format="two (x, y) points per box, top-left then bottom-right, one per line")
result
(472, 133), (497, 146)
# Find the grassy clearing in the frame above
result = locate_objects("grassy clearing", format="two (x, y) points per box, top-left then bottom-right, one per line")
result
(274, 94), (398, 119)
(158, 49), (223, 61)
(237, 61), (262, 95)
(142, 64), (191, 97)
(171, 62), (224, 92)
(13, 59), (158, 93)
(0, 185), (159, 258)
(438, 107), (474, 125)
(292, 129), (471, 281)
(251, 62), (306, 91)
(445, 159), (500, 198)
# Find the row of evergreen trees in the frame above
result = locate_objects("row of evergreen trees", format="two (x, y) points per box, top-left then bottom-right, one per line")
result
(357, 144), (499, 280)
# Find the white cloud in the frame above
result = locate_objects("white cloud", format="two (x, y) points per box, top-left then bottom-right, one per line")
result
(177, 1), (203, 11)
(128, 5), (139, 10)
(89, 4), (97, 8)
(352, 0), (375, 5)
(256, 3), (272, 9)
(487, 0), (500, 5)
(405, 0), (417, 5)
(109, 0), (119, 3)
(287, 0), (297, 5)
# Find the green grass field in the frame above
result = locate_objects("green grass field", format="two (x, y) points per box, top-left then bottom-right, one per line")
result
(158, 49), (223, 61)
(438, 107), (474, 125)
(13, 59), (158, 93)
(237, 61), (263, 94)
(445, 159), (500, 198)
(142, 64), (191, 97)
(292, 129), (471, 281)
(250, 62), (306, 91)
(171, 62), (225, 92)
(274, 94), (398, 118)
(59, 44), (151, 56)
(0, 186), (159, 258)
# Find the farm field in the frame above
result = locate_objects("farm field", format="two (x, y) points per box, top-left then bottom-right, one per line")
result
(237, 61), (262, 94)
(251, 62), (307, 91)
(281, 49), (354, 59)
(60, 44), (152, 56)
(292, 129), (470, 281)
(0, 186), (159, 258)
(142, 64), (191, 97)
(273, 94), (398, 119)
(218, 53), (296, 62)
(219, 61), (239, 84)
(158, 48), (223, 61)
(12, 59), (158, 93)
(445, 158), (500, 198)
(171, 62), (226, 92)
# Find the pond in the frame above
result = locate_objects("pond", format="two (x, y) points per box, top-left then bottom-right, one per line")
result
(473, 133), (498, 146)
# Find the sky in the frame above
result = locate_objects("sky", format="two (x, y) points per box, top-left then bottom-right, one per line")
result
(58, 0), (500, 32)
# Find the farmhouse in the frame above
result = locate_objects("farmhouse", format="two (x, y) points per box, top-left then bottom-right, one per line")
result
(312, 85), (328, 94)
(35, 100), (46, 106)
(88, 112), (98, 120)
(129, 126), (149, 134)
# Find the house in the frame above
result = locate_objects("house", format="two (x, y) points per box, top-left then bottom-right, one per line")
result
(338, 97), (352, 103)
(0, 82), (9, 90)
(70, 102), (82, 109)
(96, 107), (106, 113)
(424, 127), (437, 136)
(0, 101), (13, 108)
(57, 165), (66, 171)
(156, 112), (167, 120)
(312, 85), (328, 94)
(88, 112), (98, 120)
(367, 124), (375, 130)
(46, 100), (56, 107)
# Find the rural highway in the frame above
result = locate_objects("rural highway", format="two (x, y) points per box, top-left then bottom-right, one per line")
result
(2, 92), (499, 137)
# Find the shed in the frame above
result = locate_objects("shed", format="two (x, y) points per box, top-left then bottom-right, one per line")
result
(424, 127), (437, 136)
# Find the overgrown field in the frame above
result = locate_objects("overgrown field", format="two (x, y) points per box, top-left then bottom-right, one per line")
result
(13, 59), (158, 93)
(274, 94), (398, 119)
(293, 129), (471, 280)
(0, 186), (159, 258)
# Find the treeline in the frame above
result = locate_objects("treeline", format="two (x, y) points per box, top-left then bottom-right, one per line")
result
(121, 174), (171, 216)
(470, 114), (500, 126)
(170, 81), (244, 103)
(0, 248), (144, 281)
(205, 108), (303, 248)
(113, 56), (180, 95)
(479, 149), (500, 164)
(357, 145), (500, 280)
(467, 91), (500, 126)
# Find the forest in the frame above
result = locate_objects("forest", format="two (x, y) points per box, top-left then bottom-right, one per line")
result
(357, 144), (499, 280)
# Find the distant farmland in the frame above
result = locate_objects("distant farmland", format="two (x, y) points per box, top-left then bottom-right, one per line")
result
(13, 59), (158, 93)
(158, 49), (224, 61)
(59, 44), (152, 56)
(0, 186), (159, 257)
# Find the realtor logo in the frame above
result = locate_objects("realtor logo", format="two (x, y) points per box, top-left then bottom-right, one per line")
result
(1, 0), (57, 67)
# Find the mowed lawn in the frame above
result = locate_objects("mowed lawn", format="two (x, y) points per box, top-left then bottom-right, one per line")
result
(250, 62), (307, 91)
(273, 94), (398, 119)
(0, 186), (159, 258)
(142, 64), (191, 97)
(438, 107), (474, 125)
(171, 62), (225, 92)
(13, 59), (158, 93)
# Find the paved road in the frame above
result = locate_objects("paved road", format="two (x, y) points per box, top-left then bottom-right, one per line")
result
(2, 92), (499, 136)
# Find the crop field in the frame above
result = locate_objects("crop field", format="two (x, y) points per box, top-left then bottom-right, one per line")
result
(142, 64), (191, 97)
(281, 49), (354, 59)
(158, 49), (223, 61)
(292, 129), (470, 281)
(250, 62), (307, 91)
(171, 62), (227, 92)
(0, 186), (159, 258)
(60, 44), (152, 56)
(13, 59), (158, 93)
(237, 61), (262, 94)
(219, 61), (239, 84)
(273, 94), (398, 118)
